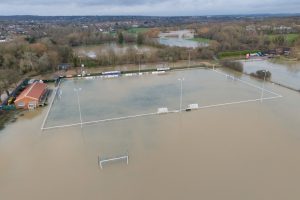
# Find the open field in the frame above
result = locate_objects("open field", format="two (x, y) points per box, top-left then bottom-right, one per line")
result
(188, 37), (212, 43)
(268, 33), (299, 44)
(42, 68), (281, 130)
(218, 50), (261, 59)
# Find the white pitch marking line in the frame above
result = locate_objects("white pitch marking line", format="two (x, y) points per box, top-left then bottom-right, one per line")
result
(41, 122), (83, 130)
(196, 96), (281, 110)
(82, 112), (158, 125)
(211, 68), (283, 97)
(74, 89), (83, 128)
(42, 112), (158, 130)
(41, 79), (62, 130)
(99, 155), (129, 169)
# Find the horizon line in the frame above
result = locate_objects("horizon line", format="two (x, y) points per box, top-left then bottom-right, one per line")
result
(0, 13), (300, 18)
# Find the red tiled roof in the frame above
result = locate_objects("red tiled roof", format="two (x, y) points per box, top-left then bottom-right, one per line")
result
(15, 82), (47, 102)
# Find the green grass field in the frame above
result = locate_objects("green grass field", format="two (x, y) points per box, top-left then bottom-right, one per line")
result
(268, 33), (299, 44)
(218, 50), (261, 59)
(188, 37), (211, 43)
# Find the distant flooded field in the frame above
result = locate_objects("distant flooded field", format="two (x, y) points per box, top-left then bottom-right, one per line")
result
(1, 68), (300, 200)
(242, 59), (300, 90)
(158, 37), (208, 48)
(74, 43), (158, 58)
(158, 30), (209, 48)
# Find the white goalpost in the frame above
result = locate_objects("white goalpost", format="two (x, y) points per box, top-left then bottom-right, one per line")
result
(98, 154), (129, 169)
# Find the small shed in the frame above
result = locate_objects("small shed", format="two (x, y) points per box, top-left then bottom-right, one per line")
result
(14, 82), (48, 109)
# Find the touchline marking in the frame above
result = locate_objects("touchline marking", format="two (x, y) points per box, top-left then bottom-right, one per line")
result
(42, 112), (158, 130)
(195, 96), (281, 110)
(42, 109), (181, 131)
(41, 96), (281, 131)
(211, 69), (283, 98)
(42, 122), (83, 130)
(40, 79), (62, 130)
(82, 112), (158, 125)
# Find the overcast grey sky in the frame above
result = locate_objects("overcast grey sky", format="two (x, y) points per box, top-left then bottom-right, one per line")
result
(0, 0), (299, 16)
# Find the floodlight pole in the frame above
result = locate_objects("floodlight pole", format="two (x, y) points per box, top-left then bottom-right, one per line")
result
(178, 78), (184, 112)
(188, 49), (192, 67)
(260, 70), (267, 103)
(74, 88), (83, 128)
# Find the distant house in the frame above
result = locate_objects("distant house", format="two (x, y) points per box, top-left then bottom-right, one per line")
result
(14, 82), (48, 109)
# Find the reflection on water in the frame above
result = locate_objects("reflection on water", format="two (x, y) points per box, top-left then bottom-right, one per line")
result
(1, 69), (300, 200)
(158, 37), (208, 48)
(157, 30), (209, 48)
(242, 59), (300, 90)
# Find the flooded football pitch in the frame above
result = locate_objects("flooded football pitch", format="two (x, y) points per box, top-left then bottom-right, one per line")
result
(43, 68), (279, 129)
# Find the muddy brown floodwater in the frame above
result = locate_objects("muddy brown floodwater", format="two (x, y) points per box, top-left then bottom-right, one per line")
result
(242, 59), (300, 90)
(0, 69), (300, 200)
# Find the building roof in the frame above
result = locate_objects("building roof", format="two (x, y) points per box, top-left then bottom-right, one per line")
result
(15, 82), (47, 102)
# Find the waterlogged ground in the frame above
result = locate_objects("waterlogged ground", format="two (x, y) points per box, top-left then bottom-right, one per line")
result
(242, 59), (300, 90)
(158, 29), (208, 48)
(44, 68), (275, 129)
(1, 68), (300, 200)
(158, 37), (208, 48)
(74, 43), (158, 58)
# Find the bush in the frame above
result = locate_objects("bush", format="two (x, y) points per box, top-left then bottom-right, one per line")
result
(218, 50), (260, 58)
(250, 70), (271, 79)
(220, 60), (243, 72)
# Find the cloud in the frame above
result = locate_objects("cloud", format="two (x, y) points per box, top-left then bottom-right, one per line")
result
(0, 0), (299, 15)
(0, 0), (167, 6)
